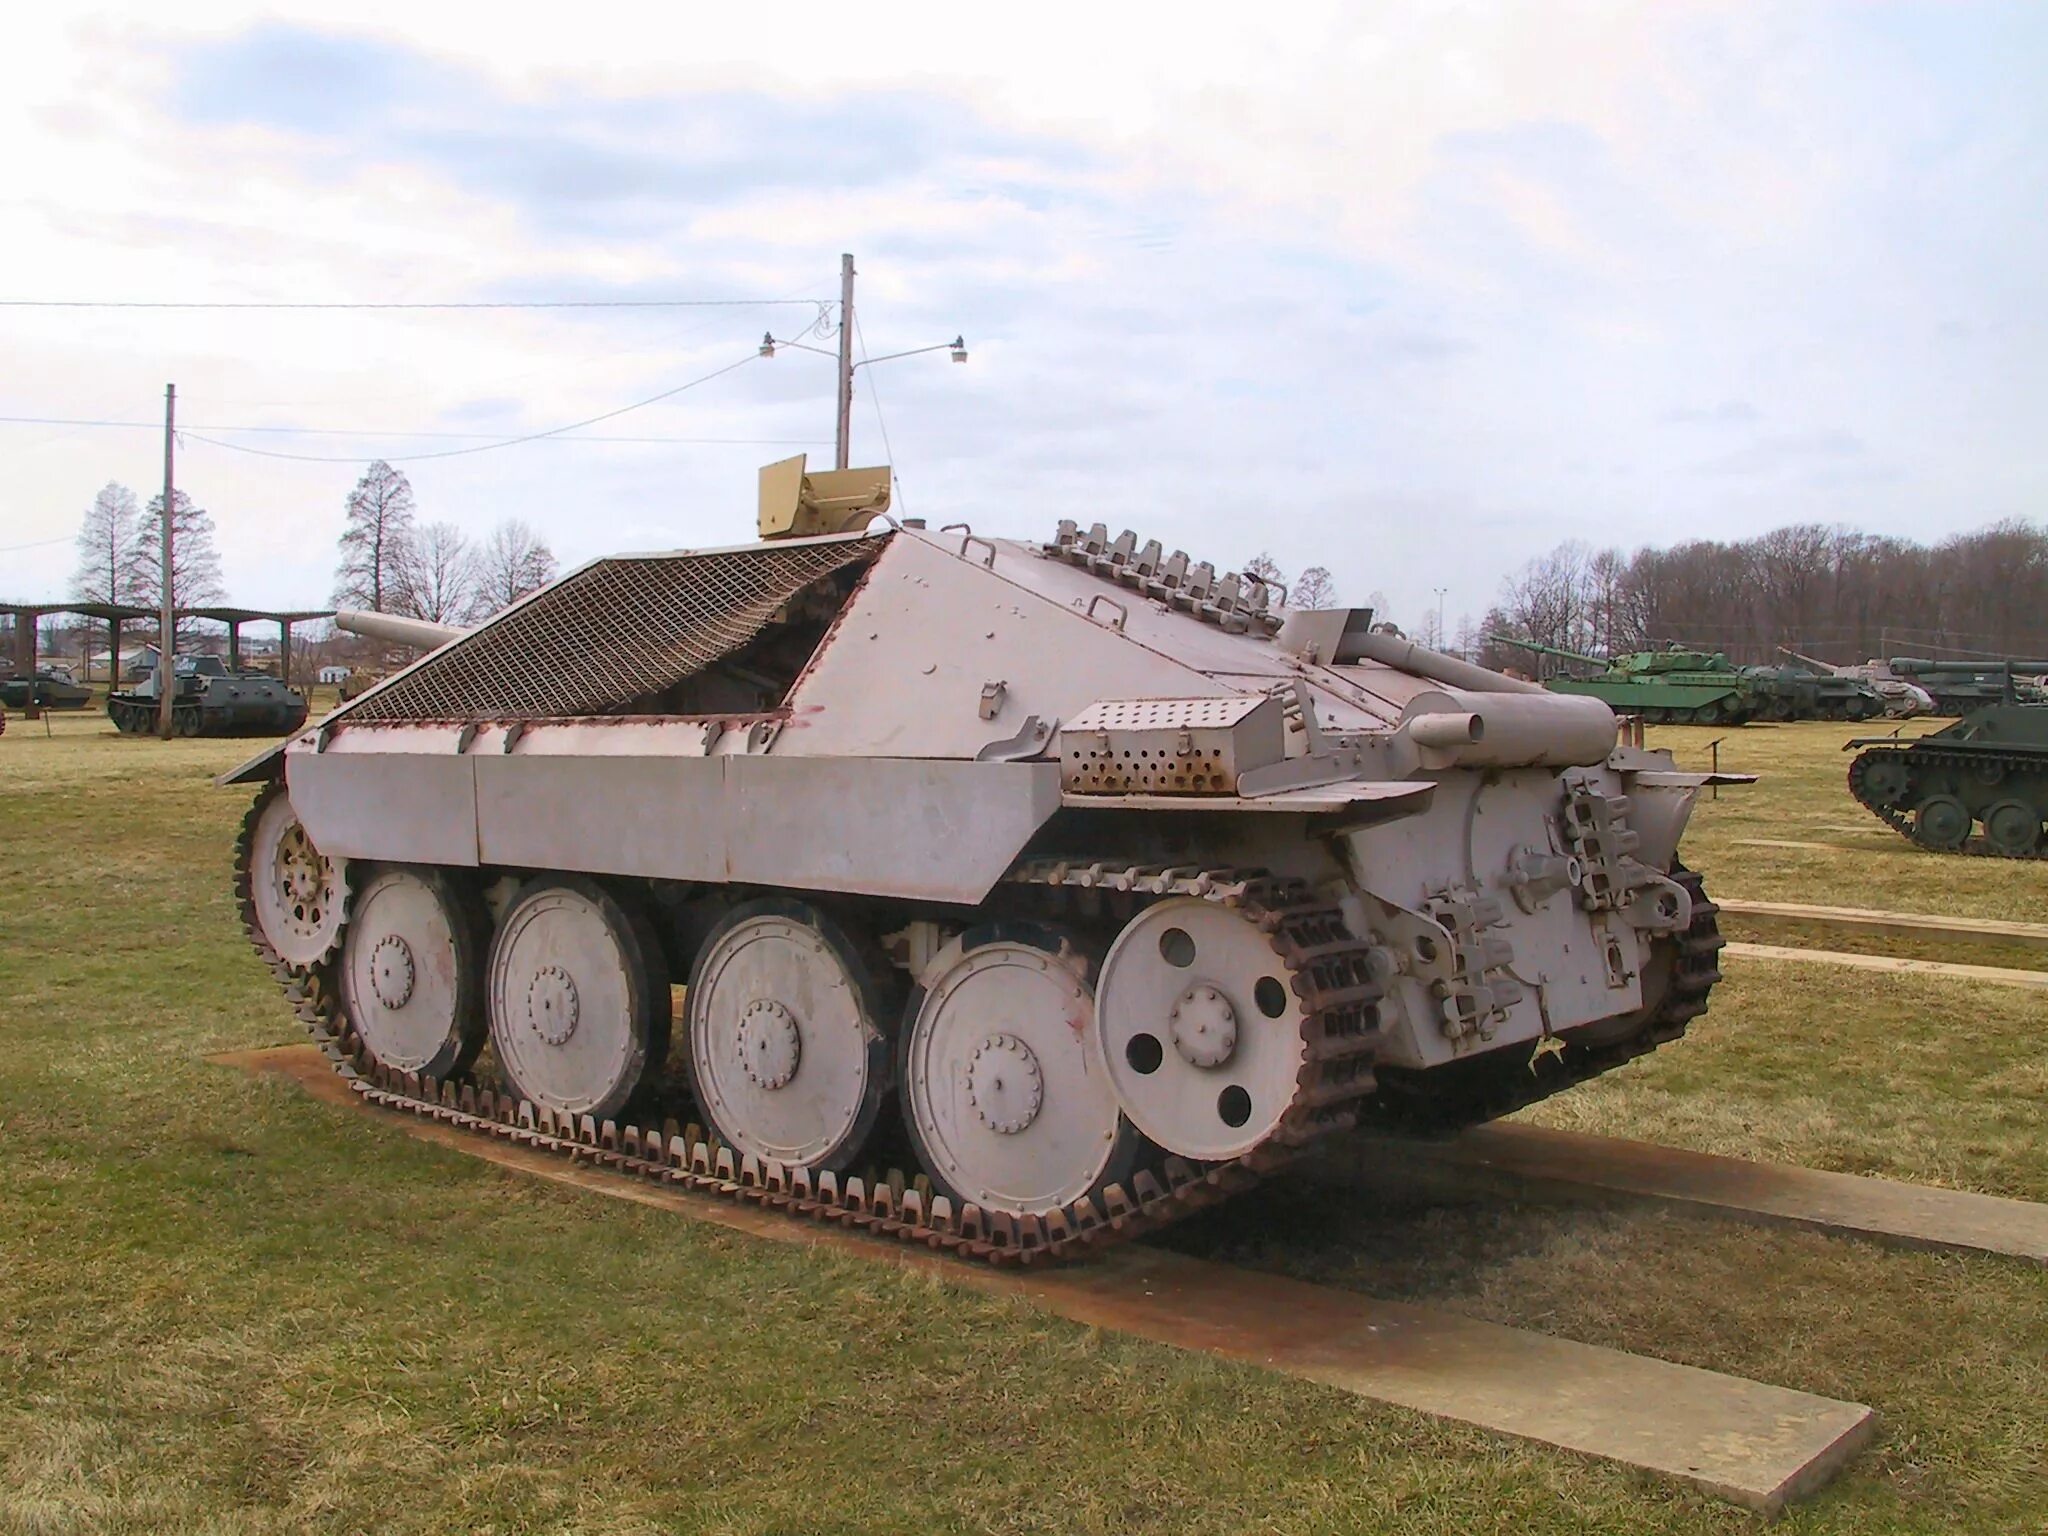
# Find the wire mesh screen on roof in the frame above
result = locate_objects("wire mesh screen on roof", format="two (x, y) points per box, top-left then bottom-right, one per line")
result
(345, 538), (882, 721)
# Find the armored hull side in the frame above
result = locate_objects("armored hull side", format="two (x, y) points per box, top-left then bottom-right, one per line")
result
(225, 512), (1736, 1261)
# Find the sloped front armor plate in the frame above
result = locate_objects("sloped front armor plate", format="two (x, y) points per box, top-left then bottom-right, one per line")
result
(347, 538), (881, 722)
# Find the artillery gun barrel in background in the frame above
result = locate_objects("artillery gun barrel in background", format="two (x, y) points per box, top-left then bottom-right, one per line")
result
(1885, 659), (2048, 714)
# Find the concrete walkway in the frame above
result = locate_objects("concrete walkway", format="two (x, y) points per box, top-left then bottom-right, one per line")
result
(222, 1044), (1875, 1516)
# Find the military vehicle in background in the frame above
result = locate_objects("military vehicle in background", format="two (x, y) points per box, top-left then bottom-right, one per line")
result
(1737, 660), (1886, 721)
(1846, 702), (2048, 856)
(1885, 659), (2048, 716)
(224, 456), (1735, 1265)
(1777, 649), (1935, 718)
(1, 664), (94, 711)
(1489, 638), (1765, 724)
(109, 654), (309, 737)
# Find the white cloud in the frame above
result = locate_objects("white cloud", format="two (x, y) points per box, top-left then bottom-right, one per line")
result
(2, 1), (2043, 628)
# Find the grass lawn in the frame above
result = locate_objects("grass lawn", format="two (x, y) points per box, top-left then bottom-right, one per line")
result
(2, 714), (2043, 1534)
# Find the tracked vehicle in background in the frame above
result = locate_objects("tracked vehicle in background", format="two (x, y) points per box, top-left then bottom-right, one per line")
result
(110, 655), (309, 737)
(224, 457), (1734, 1263)
(1846, 703), (2048, 856)
(1777, 649), (1935, 718)
(1489, 637), (1763, 724)
(1885, 660), (2048, 716)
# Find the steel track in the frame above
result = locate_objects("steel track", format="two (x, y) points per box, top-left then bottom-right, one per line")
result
(1847, 746), (2048, 859)
(234, 786), (1720, 1265)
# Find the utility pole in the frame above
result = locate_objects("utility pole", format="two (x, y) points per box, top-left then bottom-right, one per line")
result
(158, 382), (177, 739)
(834, 253), (857, 469)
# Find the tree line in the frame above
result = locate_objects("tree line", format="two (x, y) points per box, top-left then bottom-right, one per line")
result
(329, 460), (557, 626)
(1476, 520), (2048, 672)
(68, 460), (559, 654)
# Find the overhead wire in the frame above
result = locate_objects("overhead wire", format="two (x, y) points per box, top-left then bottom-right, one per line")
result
(180, 350), (769, 464)
(0, 297), (828, 311)
(851, 309), (902, 510)
(0, 415), (821, 446)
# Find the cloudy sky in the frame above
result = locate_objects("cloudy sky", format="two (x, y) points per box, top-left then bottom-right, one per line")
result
(3, 2), (2042, 632)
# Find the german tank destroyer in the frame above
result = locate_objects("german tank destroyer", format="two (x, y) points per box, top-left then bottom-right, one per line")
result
(222, 458), (1736, 1263)
(1846, 702), (2048, 856)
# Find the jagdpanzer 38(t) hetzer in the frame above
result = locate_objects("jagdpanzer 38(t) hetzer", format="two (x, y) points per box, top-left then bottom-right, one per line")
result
(223, 458), (1733, 1263)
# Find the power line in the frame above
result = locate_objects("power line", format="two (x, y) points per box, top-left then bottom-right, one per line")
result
(0, 297), (829, 311)
(182, 350), (766, 464)
(852, 309), (901, 508)
(0, 534), (74, 554)
(0, 414), (821, 446)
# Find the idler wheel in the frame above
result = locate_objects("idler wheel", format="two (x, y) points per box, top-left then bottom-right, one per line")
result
(1857, 755), (1911, 807)
(900, 925), (1142, 1218)
(1094, 897), (1308, 1161)
(340, 867), (487, 1079)
(245, 786), (347, 969)
(684, 899), (892, 1171)
(1913, 794), (1972, 851)
(1984, 799), (2043, 857)
(487, 876), (669, 1120)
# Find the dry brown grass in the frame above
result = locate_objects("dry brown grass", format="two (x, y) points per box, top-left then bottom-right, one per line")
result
(2, 711), (2044, 1534)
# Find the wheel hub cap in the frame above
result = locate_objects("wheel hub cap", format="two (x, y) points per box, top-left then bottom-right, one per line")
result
(369, 935), (416, 1009)
(526, 965), (581, 1046)
(968, 1032), (1044, 1135)
(1170, 983), (1238, 1067)
(736, 999), (802, 1090)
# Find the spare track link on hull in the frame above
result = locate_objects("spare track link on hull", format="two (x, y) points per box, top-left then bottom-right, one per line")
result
(233, 790), (1712, 1263)
(1364, 867), (1723, 1133)
(1848, 747), (2048, 859)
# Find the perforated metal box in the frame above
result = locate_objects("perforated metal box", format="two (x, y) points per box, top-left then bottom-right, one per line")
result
(1060, 695), (1285, 795)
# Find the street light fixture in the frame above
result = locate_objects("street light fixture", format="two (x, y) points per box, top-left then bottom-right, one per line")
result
(759, 253), (967, 468)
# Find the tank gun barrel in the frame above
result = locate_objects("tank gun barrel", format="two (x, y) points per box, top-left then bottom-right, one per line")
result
(1777, 646), (1841, 674)
(334, 610), (467, 652)
(1486, 634), (1606, 669)
(1349, 632), (1543, 695)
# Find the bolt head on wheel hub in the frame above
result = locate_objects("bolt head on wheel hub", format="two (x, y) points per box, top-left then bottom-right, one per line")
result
(968, 1032), (1044, 1134)
(526, 964), (581, 1046)
(369, 934), (416, 1009)
(1170, 983), (1238, 1067)
(736, 999), (802, 1090)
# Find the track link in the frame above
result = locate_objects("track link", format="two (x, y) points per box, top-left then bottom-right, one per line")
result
(235, 792), (1718, 1263)
(1848, 746), (2048, 859)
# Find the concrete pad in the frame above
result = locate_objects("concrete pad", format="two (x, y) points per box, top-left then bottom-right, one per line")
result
(1717, 899), (2048, 952)
(1333, 1122), (2048, 1268)
(221, 1044), (1875, 1516)
(1724, 941), (2048, 991)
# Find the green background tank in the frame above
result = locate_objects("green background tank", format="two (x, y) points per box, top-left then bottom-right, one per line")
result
(1, 664), (94, 711)
(1491, 637), (1761, 724)
(107, 655), (309, 737)
(1845, 703), (2048, 855)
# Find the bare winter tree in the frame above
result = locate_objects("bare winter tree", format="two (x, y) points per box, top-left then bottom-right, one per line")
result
(334, 460), (419, 613)
(469, 520), (558, 620)
(1293, 565), (1338, 610)
(1493, 520), (2048, 667)
(135, 490), (226, 641)
(400, 522), (475, 625)
(72, 482), (148, 682)
(1243, 552), (1283, 585)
